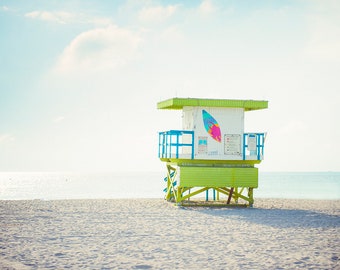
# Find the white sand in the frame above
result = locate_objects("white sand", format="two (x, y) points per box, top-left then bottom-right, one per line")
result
(0, 198), (339, 269)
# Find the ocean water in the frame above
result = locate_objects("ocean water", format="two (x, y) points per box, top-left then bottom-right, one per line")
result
(0, 171), (339, 200)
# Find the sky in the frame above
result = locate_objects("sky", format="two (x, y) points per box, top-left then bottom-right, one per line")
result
(0, 0), (339, 172)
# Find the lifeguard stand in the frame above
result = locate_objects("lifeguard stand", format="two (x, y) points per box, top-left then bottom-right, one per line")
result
(157, 97), (268, 206)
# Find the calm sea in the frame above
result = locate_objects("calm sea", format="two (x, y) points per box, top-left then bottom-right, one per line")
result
(0, 171), (339, 200)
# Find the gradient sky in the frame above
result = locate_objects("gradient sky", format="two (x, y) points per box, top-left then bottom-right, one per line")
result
(1, 0), (339, 172)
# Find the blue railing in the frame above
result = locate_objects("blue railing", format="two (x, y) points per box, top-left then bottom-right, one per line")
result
(158, 130), (194, 159)
(243, 133), (265, 160)
(158, 130), (265, 160)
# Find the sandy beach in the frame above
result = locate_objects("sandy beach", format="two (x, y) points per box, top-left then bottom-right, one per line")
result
(0, 198), (339, 269)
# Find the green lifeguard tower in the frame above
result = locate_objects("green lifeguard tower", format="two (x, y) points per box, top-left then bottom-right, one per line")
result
(157, 97), (268, 206)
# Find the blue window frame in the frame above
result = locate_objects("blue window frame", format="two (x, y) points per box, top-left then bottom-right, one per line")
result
(243, 133), (265, 160)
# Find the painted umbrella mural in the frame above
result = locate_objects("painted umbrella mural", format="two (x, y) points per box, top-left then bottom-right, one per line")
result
(202, 109), (222, 142)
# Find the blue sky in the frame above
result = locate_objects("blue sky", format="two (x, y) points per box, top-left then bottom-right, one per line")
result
(0, 0), (339, 172)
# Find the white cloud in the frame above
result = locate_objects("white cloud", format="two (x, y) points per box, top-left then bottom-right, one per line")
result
(138, 5), (179, 22)
(25, 10), (112, 26)
(0, 134), (15, 144)
(25, 10), (75, 24)
(2, 6), (9, 11)
(159, 25), (184, 43)
(198, 0), (217, 16)
(54, 25), (142, 73)
(53, 116), (65, 123)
